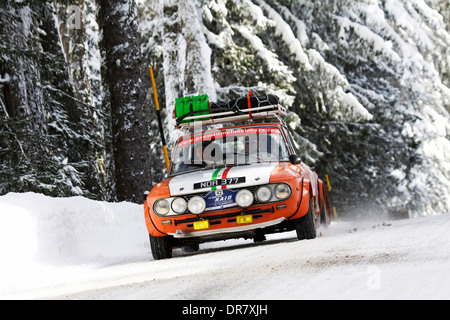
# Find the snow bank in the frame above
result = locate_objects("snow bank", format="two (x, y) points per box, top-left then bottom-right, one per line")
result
(0, 193), (149, 267)
(0, 192), (150, 297)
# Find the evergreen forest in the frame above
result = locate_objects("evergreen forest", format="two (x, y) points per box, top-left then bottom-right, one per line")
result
(1, 0), (449, 218)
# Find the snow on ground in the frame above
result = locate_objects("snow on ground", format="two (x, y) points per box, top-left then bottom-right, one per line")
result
(1, 192), (450, 300)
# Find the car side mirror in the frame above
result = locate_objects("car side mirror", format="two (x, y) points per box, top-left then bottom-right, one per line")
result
(143, 190), (150, 202)
(289, 154), (301, 165)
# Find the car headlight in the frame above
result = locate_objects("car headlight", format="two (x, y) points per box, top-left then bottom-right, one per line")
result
(274, 184), (291, 200)
(154, 199), (170, 215)
(188, 196), (206, 215)
(171, 197), (187, 214)
(236, 189), (254, 208)
(256, 186), (272, 202)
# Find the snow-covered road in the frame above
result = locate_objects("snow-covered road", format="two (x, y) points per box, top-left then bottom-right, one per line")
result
(1, 193), (450, 300)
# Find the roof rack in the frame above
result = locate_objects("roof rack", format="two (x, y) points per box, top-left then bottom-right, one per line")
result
(174, 92), (287, 129)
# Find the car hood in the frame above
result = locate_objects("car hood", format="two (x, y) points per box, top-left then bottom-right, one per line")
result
(168, 162), (279, 196)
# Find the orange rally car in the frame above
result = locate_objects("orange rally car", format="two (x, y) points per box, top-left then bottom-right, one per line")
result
(144, 120), (331, 260)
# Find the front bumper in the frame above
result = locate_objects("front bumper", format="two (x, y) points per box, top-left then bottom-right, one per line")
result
(168, 217), (286, 238)
(145, 177), (311, 240)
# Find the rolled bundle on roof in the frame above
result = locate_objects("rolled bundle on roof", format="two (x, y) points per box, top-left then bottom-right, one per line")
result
(175, 93), (281, 126)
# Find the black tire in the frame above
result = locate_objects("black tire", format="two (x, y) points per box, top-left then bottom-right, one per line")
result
(295, 198), (316, 240)
(150, 234), (173, 260)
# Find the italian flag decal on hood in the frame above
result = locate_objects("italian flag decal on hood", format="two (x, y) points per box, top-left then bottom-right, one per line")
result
(168, 163), (278, 196)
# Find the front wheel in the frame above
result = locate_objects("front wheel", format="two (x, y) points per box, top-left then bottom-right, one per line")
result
(295, 198), (316, 240)
(150, 234), (173, 260)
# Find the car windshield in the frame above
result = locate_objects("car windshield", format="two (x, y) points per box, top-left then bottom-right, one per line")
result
(170, 126), (290, 176)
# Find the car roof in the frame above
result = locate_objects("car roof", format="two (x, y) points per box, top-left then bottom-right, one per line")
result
(178, 123), (284, 140)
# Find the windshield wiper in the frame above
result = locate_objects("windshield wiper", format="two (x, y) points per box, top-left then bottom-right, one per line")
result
(198, 162), (249, 169)
(223, 163), (251, 167)
(228, 152), (264, 163)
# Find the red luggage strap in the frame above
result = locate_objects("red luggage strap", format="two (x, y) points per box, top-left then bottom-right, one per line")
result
(247, 91), (253, 118)
(208, 100), (215, 123)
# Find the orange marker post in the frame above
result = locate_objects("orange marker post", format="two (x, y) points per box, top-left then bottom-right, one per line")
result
(149, 67), (170, 173)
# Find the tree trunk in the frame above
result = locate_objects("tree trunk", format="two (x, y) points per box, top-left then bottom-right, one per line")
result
(97, 0), (152, 203)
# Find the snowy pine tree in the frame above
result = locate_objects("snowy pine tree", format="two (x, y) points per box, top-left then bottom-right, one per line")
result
(0, 0), (101, 197)
(138, 0), (450, 217)
(1, 0), (151, 202)
(1, 0), (448, 216)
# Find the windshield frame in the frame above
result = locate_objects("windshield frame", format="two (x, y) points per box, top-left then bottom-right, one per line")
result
(168, 124), (292, 177)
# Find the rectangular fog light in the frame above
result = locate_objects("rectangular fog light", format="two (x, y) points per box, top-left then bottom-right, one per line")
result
(237, 215), (253, 225)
